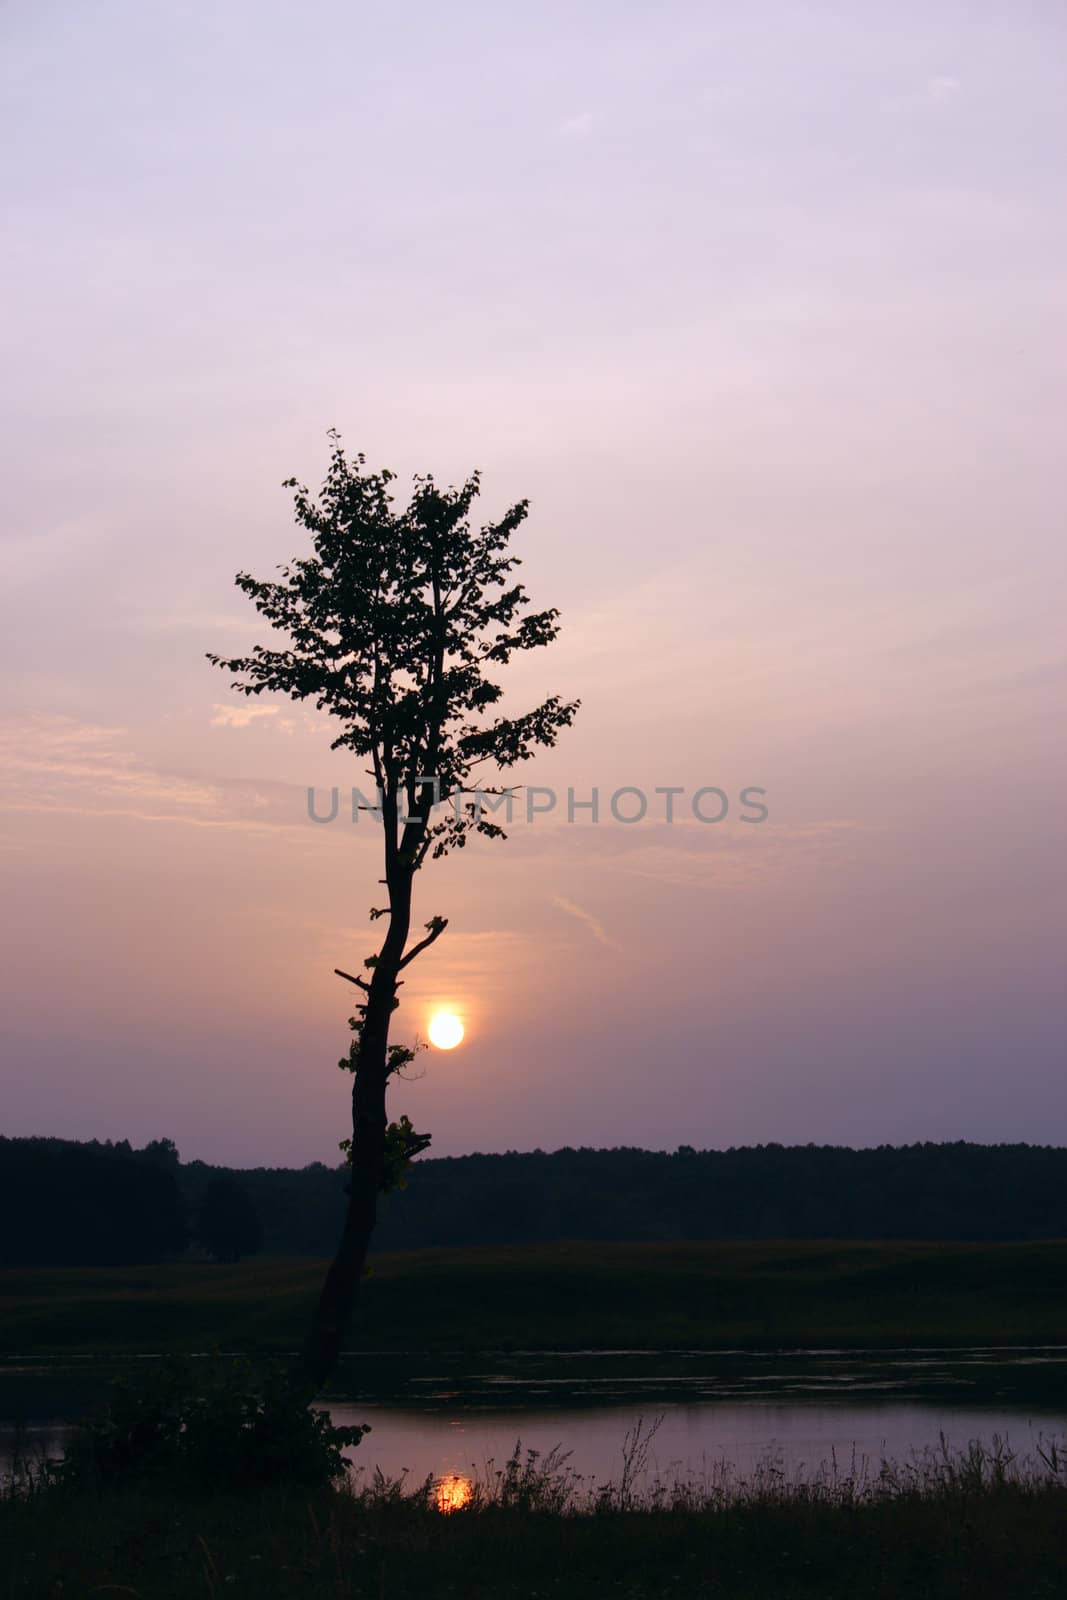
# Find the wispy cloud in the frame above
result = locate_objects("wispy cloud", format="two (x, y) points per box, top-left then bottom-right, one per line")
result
(552, 893), (622, 951)
(123, 609), (265, 637)
(338, 926), (532, 1016)
(602, 821), (868, 892)
(0, 715), (310, 836)
(559, 111), (594, 137)
(211, 703), (279, 729)
(928, 75), (961, 103)
(1, 521), (112, 587)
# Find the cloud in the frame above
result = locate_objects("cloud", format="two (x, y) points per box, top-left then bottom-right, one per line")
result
(928, 76), (961, 103)
(1, 521), (112, 587)
(210, 703), (279, 728)
(603, 821), (867, 892)
(559, 111), (594, 137)
(347, 927), (532, 1015)
(552, 893), (622, 951)
(123, 609), (264, 637)
(0, 715), (311, 837)
(0, 717), (216, 806)
(961, 657), (1067, 700)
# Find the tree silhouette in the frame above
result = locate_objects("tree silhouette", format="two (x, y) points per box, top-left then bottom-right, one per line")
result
(210, 435), (578, 1387)
(195, 1175), (263, 1263)
(139, 1137), (181, 1172)
(0, 1137), (187, 1265)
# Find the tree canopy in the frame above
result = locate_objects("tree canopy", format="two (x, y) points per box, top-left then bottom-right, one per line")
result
(208, 434), (578, 859)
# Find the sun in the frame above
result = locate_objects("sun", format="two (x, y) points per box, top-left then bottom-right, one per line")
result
(435, 1473), (473, 1513)
(428, 1011), (465, 1050)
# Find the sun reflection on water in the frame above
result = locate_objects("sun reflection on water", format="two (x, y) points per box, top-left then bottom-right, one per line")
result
(434, 1473), (473, 1513)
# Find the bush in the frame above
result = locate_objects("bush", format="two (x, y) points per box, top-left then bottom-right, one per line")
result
(60, 1357), (368, 1491)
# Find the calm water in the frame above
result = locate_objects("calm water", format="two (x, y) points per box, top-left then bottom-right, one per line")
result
(3, 1348), (1067, 1487)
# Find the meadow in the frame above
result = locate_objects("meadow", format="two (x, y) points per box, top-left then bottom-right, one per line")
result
(5, 1436), (1067, 1598)
(5, 1240), (1067, 1597)
(3, 1237), (1067, 1358)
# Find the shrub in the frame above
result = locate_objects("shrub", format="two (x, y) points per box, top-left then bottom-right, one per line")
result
(60, 1357), (368, 1491)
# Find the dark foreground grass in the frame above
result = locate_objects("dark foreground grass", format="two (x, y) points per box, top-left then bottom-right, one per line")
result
(5, 1442), (1067, 1599)
(4, 1238), (1067, 1357)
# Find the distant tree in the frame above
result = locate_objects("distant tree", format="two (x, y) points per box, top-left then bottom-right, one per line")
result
(195, 1176), (263, 1263)
(0, 1137), (186, 1265)
(210, 435), (578, 1388)
(139, 1137), (181, 1172)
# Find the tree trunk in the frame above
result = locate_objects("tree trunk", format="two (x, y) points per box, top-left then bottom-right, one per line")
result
(297, 1066), (387, 1393)
(298, 860), (413, 1394)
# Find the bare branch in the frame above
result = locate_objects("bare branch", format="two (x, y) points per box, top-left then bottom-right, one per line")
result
(398, 916), (449, 970)
(334, 968), (369, 991)
(456, 783), (523, 795)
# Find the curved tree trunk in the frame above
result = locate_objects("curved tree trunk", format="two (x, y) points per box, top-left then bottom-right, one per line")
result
(299, 853), (413, 1393)
(298, 1058), (388, 1392)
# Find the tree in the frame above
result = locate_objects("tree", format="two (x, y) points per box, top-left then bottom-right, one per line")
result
(0, 1137), (187, 1266)
(195, 1175), (263, 1263)
(139, 1137), (181, 1172)
(209, 435), (578, 1388)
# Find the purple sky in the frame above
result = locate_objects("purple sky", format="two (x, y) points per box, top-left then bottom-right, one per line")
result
(2, 2), (1065, 1165)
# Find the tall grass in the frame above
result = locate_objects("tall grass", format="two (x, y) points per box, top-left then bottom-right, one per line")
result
(7, 1411), (1067, 1514)
(342, 1423), (1067, 1517)
(6, 1431), (1067, 1598)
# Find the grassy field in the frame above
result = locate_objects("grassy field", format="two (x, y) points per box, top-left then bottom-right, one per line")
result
(4, 1461), (1067, 1599)
(5, 1243), (1067, 1597)
(3, 1238), (1067, 1357)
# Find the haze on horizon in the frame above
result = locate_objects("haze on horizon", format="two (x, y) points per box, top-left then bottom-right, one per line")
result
(1, 1), (1064, 1167)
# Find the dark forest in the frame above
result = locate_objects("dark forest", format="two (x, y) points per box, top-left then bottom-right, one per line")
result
(5, 1136), (1065, 1266)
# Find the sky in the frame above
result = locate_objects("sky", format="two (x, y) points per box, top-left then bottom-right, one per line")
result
(1, 1), (1065, 1166)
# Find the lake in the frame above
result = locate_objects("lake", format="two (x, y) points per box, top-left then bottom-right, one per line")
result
(4, 1346), (1067, 1491)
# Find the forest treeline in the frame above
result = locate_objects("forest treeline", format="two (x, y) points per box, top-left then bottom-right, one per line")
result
(4, 1136), (1067, 1266)
(0, 1137), (186, 1266)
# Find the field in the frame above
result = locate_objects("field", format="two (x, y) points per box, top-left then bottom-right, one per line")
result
(5, 1451), (1067, 1598)
(3, 1238), (1067, 1358)
(5, 1239), (1067, 1597)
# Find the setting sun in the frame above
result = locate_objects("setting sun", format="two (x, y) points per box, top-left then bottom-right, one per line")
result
(434, 1474), (473, 1513)
(428, 1011), (465, 1050)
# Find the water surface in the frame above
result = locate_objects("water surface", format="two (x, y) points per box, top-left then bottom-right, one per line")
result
(4, 1346), (1066, 1487)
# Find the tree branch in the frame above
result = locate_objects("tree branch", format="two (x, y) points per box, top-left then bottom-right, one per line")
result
(334, 968), (369, 991)
(398, 917), (449, 970)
